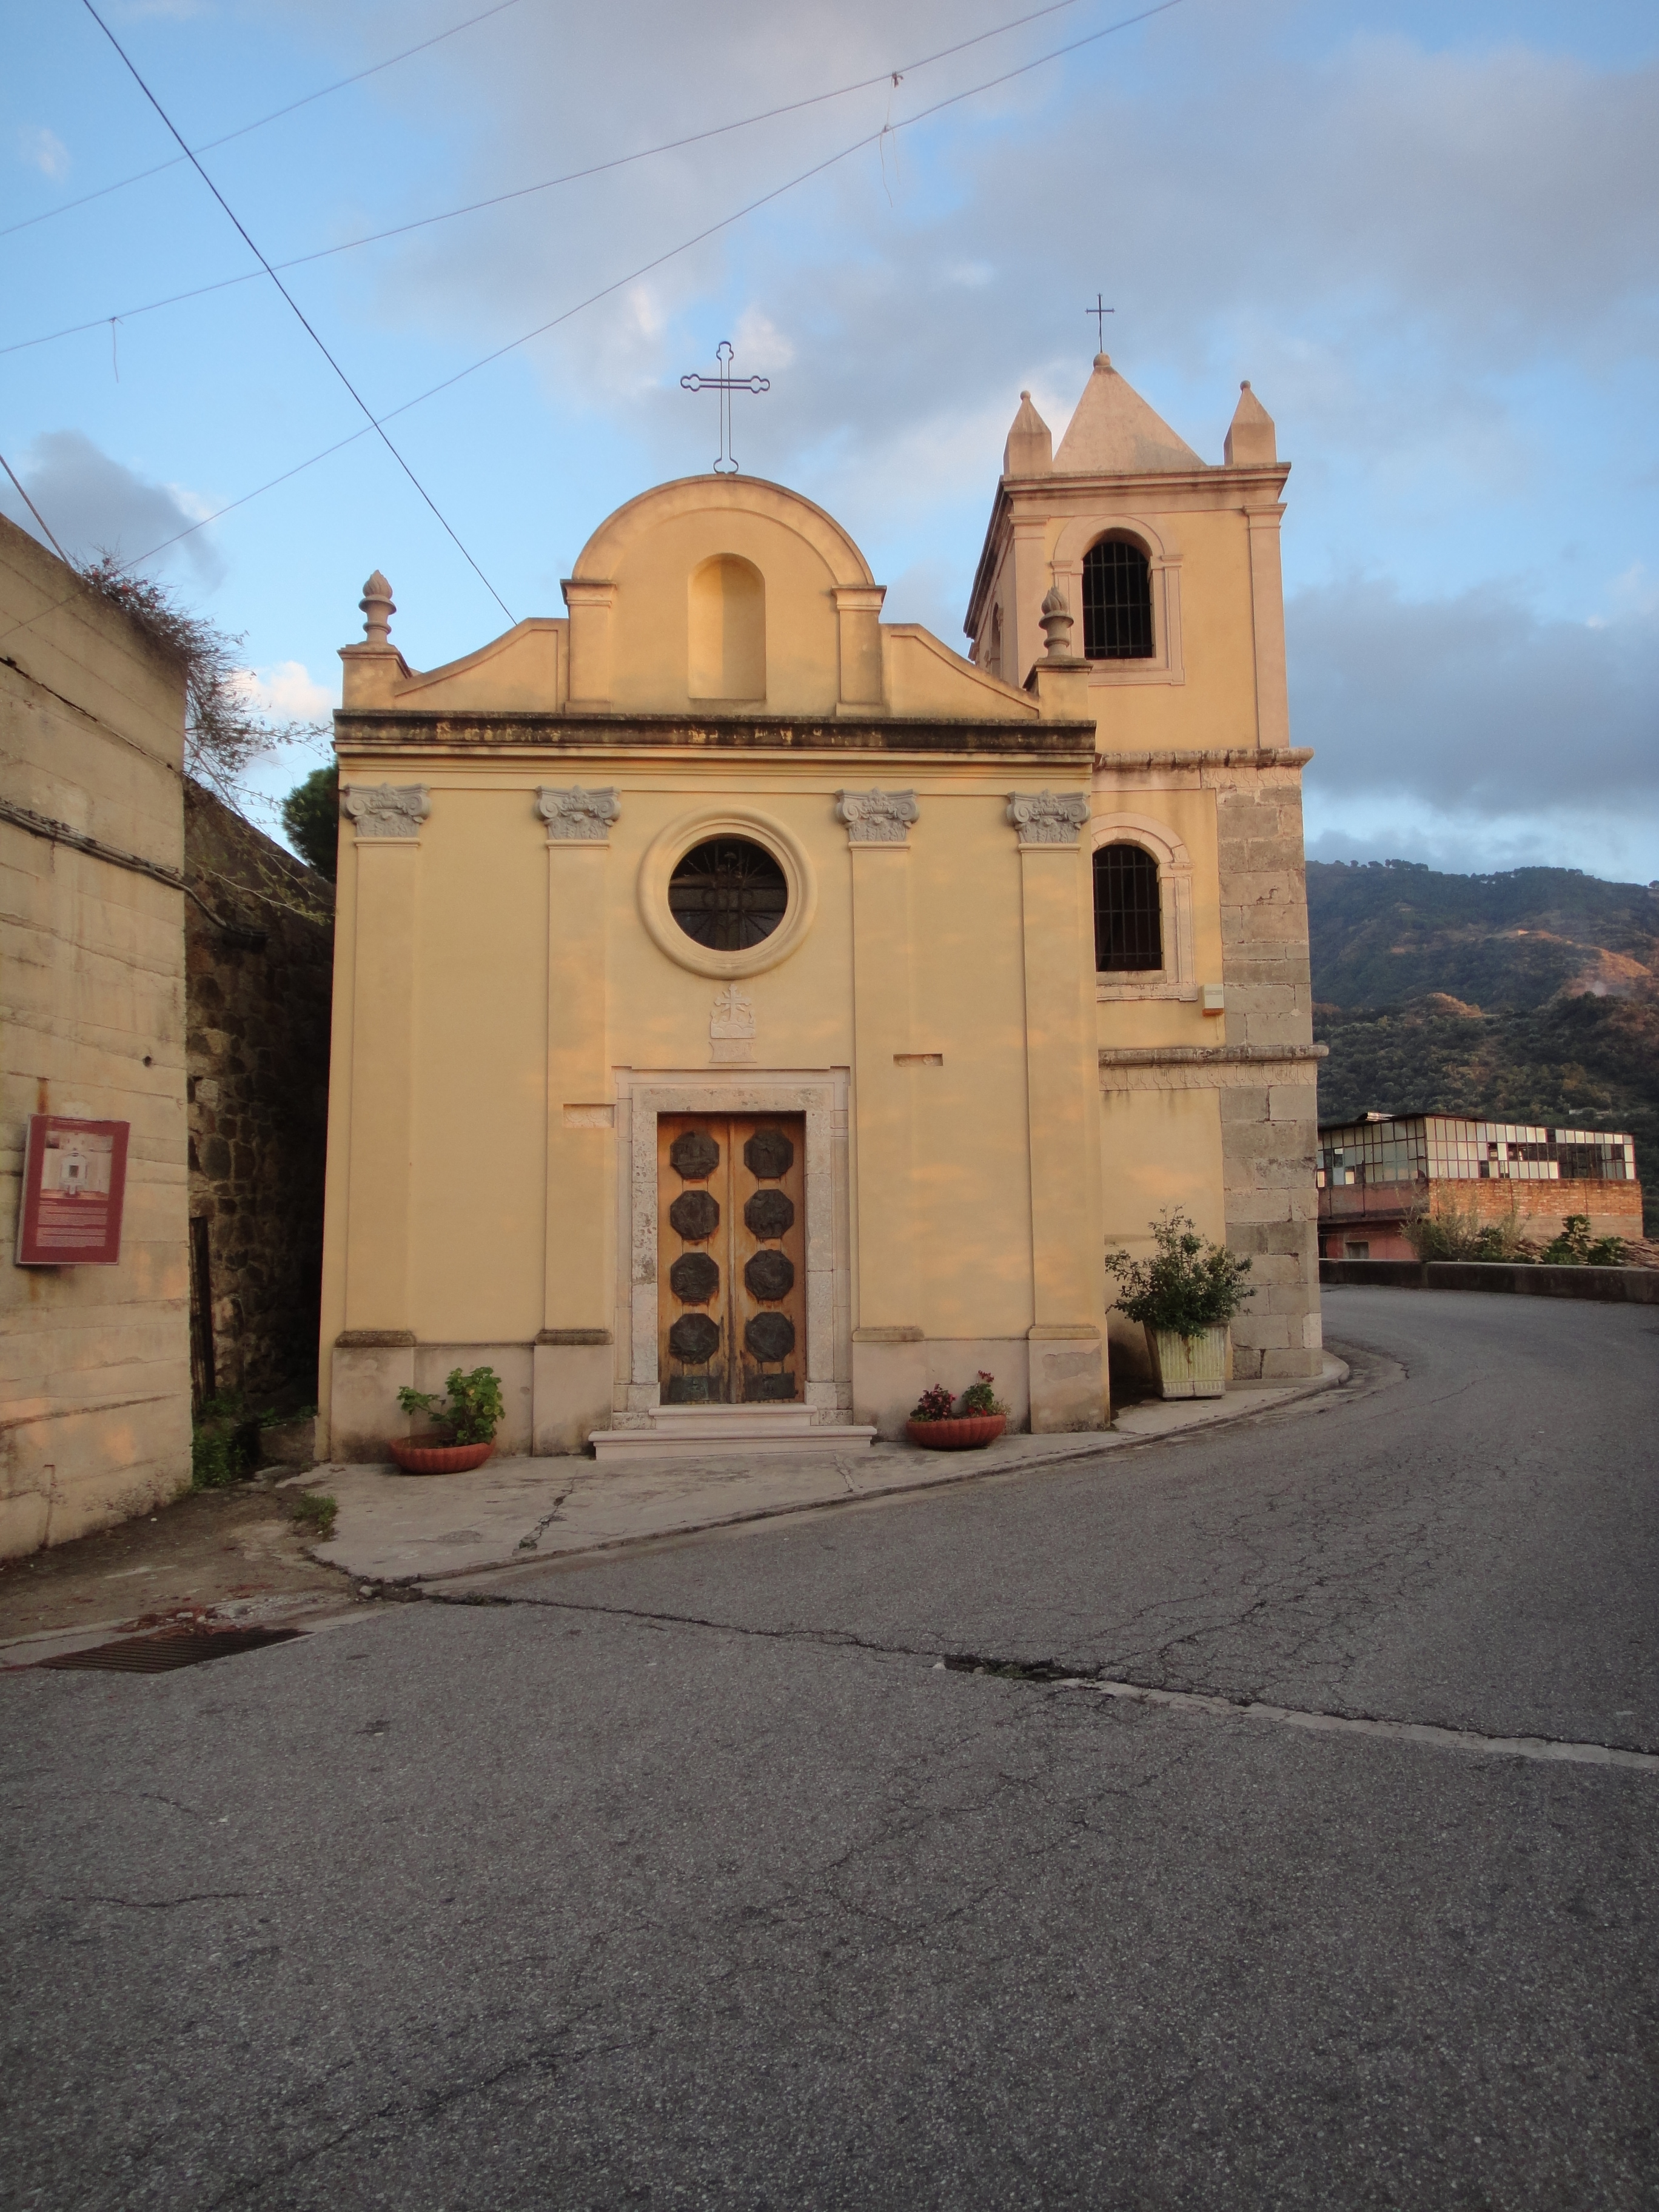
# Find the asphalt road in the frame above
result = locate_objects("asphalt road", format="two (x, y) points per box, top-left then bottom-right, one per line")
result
(4, 1287), (1657, 2211)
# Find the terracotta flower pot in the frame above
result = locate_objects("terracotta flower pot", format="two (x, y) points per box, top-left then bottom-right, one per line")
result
(904, 1414), (1007, 1452)
(389, 1438), (496, 1475)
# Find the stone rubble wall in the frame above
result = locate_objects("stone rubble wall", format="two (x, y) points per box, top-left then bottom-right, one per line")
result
(184, 783), (333, 1412)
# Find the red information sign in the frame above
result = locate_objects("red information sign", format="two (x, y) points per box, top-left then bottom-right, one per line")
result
(15, 1115), (130, 1267)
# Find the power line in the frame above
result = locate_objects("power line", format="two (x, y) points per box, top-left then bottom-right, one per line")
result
(98, 0), (1188, 573)
(78, 0), (516, 626)
(1, 0), (532, 242)
(2, 0), (1184, 645)
(0, 451), (73, 564)
(8, 0), (1122, 363)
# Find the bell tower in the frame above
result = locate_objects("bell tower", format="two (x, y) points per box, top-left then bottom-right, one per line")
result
(964, 353), (1324, 1390)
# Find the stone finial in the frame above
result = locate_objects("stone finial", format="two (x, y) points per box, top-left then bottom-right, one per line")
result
(342, 782), (429, 839)
(1224, 380), (1278, 466)
(836, 788), (920, 846)
(537, 785), (620, 843)
(1003, 390), (1053, 478)
(1007, 790), (1091, 846)
(1040, 583), (1076, 662)
(359, 571), (395, 646)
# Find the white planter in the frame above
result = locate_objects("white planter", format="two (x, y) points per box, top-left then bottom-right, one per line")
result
(1145, 1324), (1228, 1399)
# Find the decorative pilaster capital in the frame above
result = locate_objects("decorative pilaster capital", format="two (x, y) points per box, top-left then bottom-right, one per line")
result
(537, 785), (620, 843)
(1007, 790), (1091, 846)
(342, 782), (429, 839)
(836, 788), (919, 845)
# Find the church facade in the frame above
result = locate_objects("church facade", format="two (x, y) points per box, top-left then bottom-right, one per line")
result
(318, 354), (1323, 1461)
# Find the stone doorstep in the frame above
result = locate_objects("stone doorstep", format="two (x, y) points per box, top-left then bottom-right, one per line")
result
(592, 1401), (877, 1461)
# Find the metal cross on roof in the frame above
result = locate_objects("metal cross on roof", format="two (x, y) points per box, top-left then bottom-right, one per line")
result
(679, 340), (770, 475)
(1086, 294), (1115, 348)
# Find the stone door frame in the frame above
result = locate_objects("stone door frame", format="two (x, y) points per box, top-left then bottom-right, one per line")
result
(613, 1068), (852, 1425)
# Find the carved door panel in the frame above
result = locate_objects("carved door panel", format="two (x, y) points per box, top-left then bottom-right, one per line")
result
(731, 1116), (805, 1404)
(657, 1114), (805, 1405)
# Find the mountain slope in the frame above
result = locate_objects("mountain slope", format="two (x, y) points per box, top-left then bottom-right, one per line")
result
(1307, 859), (1659, 1010)
(1306, 861), (1658, 1233)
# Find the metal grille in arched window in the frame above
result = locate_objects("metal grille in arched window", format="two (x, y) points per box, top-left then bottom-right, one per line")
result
(669, 837), (788, 950)
(1082, 538), (1153, 660)
(1094, 843), (1162, 971)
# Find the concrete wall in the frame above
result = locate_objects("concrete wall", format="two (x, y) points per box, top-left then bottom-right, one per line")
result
(184, 783), (333, 1411)
(0, 517), (191, 1557)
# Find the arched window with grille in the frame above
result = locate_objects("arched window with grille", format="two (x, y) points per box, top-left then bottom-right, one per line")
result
(1082, 537), (1153, 661)
(1094, 842), (1162, 972)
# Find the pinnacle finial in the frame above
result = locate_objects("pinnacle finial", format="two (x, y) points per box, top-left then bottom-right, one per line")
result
(1040, 583), (1075, 660)
(360, 571), (395, 646)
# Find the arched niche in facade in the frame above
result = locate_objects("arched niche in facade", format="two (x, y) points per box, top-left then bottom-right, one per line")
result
(688, 554), (766, 702)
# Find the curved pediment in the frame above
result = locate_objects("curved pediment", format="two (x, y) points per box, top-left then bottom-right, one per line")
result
(566, 476), (877, 717)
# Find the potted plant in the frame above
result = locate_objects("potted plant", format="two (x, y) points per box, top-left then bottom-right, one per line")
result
(392, 1366), (505, 1473)
(905, 1372), (1009, 1451)
(1105, 1210), (1253, 1399)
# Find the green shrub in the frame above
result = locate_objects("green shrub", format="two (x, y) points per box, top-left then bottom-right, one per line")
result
(290, 1492), (338, 1541)
(1404, 1191), (1540, 1263)
(1537, 1214), (1626, 1267)
(397, 1365), (504, 1444)
(959, 1371), (1008, 1416)
(190, 1392), (258, 1489)
(1105, 1210), (1253, 1339)
(280, 763), (340, 879)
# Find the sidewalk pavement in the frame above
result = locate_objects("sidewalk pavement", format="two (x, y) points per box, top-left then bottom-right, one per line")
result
(311, 1355), (1349, 1589)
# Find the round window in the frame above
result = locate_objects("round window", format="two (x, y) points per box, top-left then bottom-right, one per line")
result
(668, 837), (788, 951)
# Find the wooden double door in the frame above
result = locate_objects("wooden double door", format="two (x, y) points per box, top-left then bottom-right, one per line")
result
(657, 1114), (806, 1404)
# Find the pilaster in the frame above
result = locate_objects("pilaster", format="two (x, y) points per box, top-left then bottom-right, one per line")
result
(341, 823), (421, 1333)
(848, 830), (916, 1335)
(1009, 518), (1050, 690)
(833, 585), (886, 709)
(536, 798), (617, 1447)
(1010, 793), (1106, 1430)
(1245, 503), (1290, 750)
(561, 578), (616, 708)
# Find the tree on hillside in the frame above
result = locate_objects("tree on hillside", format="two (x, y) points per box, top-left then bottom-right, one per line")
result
(281, 763), (340, 880)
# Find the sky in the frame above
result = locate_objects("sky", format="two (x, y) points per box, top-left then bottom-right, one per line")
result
(4, 0), (1657, 879)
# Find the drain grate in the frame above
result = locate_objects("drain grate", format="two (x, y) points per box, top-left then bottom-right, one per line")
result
(37, 1627), (304, 1674)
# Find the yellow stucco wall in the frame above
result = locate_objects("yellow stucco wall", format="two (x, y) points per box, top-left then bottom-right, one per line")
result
(323, 403), (1322, 1455)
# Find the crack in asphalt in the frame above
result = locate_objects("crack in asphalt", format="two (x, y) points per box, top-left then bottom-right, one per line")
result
(415, 1586), (1659, 1770)
(56, 1890), (253, 1910)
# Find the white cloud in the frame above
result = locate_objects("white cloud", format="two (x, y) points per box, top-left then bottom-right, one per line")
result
(729, 306), (795, 375)
(231, 660), (336, 720)
(16, 126), (70, 180)
(1289, 575), (1659, 818)
(0, 431), (224, 589)
(342, 12), (1657, 455)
